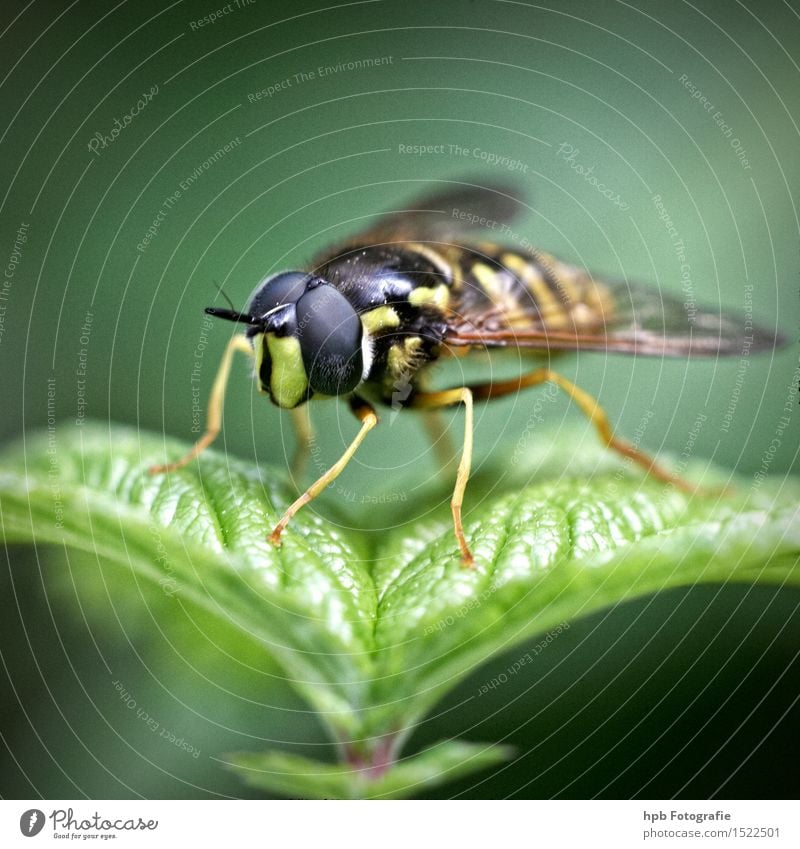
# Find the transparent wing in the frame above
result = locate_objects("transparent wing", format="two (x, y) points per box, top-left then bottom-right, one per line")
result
(446, 278), (785, 358)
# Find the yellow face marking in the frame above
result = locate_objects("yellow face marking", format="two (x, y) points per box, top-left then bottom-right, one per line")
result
(360, 305), (400, 333)
(253, 334), (267, 393)
(408, 284), (450, 309)
(266, 334), (308, 408)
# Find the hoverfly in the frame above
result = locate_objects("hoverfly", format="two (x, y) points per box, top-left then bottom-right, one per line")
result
(150, 181), (784, 566)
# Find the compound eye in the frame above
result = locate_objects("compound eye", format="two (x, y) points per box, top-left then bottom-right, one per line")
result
(296, 285), (363, 395)
(248, 271), (310, 319)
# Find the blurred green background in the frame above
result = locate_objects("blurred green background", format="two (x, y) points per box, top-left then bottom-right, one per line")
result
(1, 0), (798, 798)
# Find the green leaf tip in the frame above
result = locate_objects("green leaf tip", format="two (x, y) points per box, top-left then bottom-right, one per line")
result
(225, 740), (514, 799)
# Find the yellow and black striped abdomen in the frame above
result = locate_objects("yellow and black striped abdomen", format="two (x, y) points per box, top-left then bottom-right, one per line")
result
(444, 242), (616, 334)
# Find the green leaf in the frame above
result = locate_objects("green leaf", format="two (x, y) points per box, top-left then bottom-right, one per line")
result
(226, 741), (514, 799)
(1, 422), (798, 797)
(365, 481), (799, 736)
(0, 425), (376, 736)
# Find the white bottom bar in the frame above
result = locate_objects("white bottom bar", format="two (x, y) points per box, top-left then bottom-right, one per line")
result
(3, 800), (797, 847)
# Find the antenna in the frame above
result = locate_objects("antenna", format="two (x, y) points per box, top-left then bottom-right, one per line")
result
(205, 307), (262, 326)
(211, 279), (237, 312)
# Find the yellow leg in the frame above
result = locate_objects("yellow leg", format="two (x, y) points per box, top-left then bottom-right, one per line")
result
(469, 368), (697, 492)
(411, 387), (475, 567)
(410, 366), (704, 567)
(289, 405), (314, 487)
(269, 400), (379, 546)
(149, 334), (252, 474)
